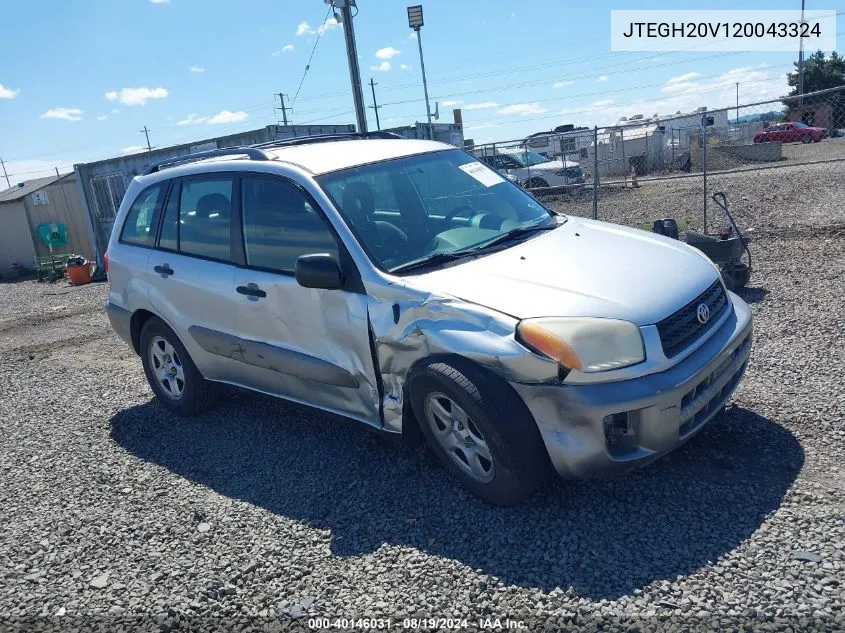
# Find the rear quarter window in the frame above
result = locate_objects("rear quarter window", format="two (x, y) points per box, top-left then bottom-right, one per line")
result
(120, 185), (164, 246)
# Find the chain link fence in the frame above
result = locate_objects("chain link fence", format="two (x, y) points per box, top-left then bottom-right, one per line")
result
(467, 85), (845, 232)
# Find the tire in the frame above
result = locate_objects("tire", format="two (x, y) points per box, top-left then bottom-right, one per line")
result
(523, 177), (549, 190)
(408, 358), (550, 506)
(801, 134), (812, 144)
(140, 316), (221, 416)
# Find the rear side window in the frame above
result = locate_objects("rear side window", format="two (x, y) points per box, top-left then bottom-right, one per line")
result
(120, 185), (163, 245)
(157, 177), (234, 261)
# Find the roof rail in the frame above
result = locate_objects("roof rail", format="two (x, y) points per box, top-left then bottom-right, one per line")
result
(252, 131), (403, 150)
(142, 146), (272, 175)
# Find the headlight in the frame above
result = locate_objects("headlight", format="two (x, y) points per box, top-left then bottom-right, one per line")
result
(516, 317), (645, 372)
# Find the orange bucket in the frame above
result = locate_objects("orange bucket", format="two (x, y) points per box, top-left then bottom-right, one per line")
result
(66, 262), (92, 286)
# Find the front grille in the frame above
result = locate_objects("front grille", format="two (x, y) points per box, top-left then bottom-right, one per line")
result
(657, 280), (728, 358)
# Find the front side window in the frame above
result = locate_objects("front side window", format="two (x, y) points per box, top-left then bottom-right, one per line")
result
(176, 177), (234, 261)
(241, 176), (338, 273)
(318, 149), (556, 273)
(120, 184), (163, 246)
(510, 150), (549, 167)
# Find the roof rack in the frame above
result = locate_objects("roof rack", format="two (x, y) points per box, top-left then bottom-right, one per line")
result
(252, 131), (403, 150)
(142, 146), (272, 175)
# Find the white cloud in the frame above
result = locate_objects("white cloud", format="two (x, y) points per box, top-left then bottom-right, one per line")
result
(177, 110), (249, 126)
(466, 122), (495, 131)
(295, 21), (312, 36)
(274, 43), (295, 56)
(376, 46), (400, 60)
(441, 100), (462, 107)
(149, 0), (169, 3)
(553, 80), (574, 89)
(105, 86), (168, 106)
(40, 108), (83, 122)
(97, 115), (108, 121)
(498, 102), (547, 116)
(189, 66), (204, 73)
(597, 75), (609, 82)
(400, 64), (411, 71)
(111, 109), (120, 115)
(121, 146), (147, 155)
(0, 83), (19, 99)
(317, 18), (341, 35)
(370, 61), (391, 72)
(592, 99), (614, 107)
(464, 102), (499, 110)
(549, 66), (788, 128)
(408, 32), (417, 39)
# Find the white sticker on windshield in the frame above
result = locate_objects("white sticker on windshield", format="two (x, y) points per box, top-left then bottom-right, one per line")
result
(459, 161), (505, 187)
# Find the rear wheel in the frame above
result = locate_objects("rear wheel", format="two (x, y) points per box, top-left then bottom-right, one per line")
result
(140, 317), (221, 416)
(409, 358), (549, 505)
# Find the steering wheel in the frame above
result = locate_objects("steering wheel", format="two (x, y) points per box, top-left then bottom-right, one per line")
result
(443, 204), (482, 225)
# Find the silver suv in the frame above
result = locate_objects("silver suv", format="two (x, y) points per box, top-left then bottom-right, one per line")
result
(106, 133), (752, 505)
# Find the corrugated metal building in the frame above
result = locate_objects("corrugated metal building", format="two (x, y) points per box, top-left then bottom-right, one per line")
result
(73, 123), (356, 263)
(0, 174), (97, 278)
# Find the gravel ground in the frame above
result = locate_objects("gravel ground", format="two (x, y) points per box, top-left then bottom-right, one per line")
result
(1, 168), (844, 632)
(545, 143), (845, 234)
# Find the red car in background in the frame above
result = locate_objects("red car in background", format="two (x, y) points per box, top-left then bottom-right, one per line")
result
(754, 121), (829, 144)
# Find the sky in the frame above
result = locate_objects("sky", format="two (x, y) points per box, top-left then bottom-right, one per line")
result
(0, 0), (842, 183)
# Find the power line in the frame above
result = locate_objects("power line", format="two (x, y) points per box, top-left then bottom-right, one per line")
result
(292, 4), (333, 106)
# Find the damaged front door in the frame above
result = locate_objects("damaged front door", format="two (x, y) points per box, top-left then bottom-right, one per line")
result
(230, 174), (382, 426)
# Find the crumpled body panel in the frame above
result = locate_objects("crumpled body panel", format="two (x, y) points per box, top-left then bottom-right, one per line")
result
(367, 282), (559, 433)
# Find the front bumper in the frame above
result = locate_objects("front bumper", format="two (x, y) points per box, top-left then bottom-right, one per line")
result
(510, 292), (753, 479)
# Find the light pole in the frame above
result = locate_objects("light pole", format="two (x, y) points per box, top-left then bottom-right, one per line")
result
(407, 5), (432, 139)
(797, 0), (806, 106)
(736, 82), (739, 123)
(328, 0), (367, 134)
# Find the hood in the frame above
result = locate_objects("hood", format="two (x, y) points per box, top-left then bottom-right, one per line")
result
(411, 217), (720, 326)
(522, 158), (580, 172)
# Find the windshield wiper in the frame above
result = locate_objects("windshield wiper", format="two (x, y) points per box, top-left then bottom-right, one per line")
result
(389, 249), (480, 274)
(471, 222), (557, 252)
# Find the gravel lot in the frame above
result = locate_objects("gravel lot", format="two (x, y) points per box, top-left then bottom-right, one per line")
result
(1, 161), (844, 632)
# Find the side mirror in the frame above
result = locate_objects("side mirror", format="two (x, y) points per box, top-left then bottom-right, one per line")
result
(294, 253), (343, 290)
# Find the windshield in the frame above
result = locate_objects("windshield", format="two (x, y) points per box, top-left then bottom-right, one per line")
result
(509, 150), (549, 167)
(317, 149), (557, 273)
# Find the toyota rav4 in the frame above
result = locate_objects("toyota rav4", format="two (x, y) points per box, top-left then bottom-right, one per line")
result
(106, 133), (752, 505)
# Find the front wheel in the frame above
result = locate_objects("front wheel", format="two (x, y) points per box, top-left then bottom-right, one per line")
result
(801, 134), (812, 144)
(523, 177), (549, 189)
(140, 317), (221, 416)
(409, 359), (550, 505)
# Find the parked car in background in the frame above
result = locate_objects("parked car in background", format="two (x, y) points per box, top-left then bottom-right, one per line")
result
(106, 134), (752, 505)
(476, 147), (584, 189)
(754, 121), (828, 144)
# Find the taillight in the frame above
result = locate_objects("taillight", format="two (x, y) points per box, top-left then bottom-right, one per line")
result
(103, 251), (109, 273)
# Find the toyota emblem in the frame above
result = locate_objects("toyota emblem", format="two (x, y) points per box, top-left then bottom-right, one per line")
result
(696, 303), (710, 324)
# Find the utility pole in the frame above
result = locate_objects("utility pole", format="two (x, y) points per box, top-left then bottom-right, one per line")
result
(140, 126), (152, 152)
(275, 92), (291, 126)
(797, 0), (806, 106)
(368, 78), (382, 130)
(407, 5), (432, 139)
(0, 157), (10, 189)
(329, 0), (367, 134)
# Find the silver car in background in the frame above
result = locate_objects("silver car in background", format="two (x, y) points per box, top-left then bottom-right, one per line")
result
(105, 135), (752, 505)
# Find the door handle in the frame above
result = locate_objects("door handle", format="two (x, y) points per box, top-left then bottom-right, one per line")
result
(236, 283), (267, 298)
(153, 264), (174, 277)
